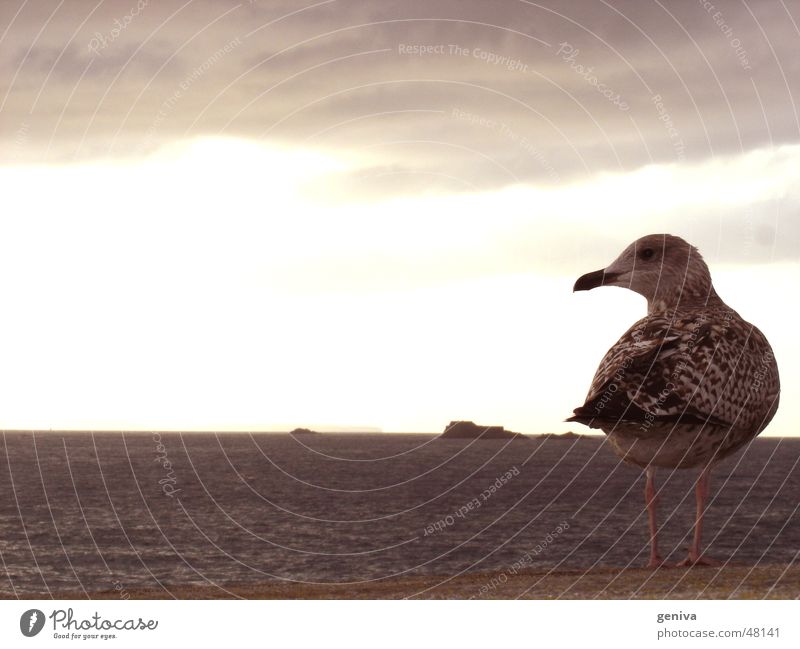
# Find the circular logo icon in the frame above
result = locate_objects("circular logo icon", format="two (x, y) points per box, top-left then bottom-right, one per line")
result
(20, 609), (46, 637)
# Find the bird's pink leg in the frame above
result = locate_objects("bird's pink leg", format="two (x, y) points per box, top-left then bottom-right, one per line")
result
(645, 466), (665, 568)
(677, 464), (722, 567)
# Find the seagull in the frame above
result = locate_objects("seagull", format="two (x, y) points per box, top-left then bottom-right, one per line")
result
(568, 234), (780, 567)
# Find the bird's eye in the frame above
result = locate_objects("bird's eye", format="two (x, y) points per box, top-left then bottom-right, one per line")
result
(640, 247), (655, 260)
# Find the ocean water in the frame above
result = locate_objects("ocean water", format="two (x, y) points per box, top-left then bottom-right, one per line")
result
(0, 432), (797, 597)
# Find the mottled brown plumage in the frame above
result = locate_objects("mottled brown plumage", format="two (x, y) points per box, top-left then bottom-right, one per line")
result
(569, 234), (780, 566)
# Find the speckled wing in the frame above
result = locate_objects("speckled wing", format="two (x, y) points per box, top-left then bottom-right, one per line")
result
(568, 309), (780, 435)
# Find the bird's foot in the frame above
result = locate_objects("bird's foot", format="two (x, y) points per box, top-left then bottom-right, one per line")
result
(675, 554), (722, 568)
(647, 555), (668, 569)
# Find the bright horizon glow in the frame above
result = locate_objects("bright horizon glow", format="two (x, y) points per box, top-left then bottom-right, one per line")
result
(1, 138), (796, 434)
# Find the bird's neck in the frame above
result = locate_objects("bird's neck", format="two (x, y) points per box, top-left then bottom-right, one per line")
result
(647, 283), (724, 315)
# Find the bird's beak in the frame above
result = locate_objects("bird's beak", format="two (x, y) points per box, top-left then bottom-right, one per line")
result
(573, 269), (621, 292)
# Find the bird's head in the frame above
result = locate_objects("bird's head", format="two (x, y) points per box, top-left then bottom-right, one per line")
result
(573, 234), (717, 313)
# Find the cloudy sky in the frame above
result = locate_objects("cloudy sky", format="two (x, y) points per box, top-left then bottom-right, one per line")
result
(1, 0), (797, 433)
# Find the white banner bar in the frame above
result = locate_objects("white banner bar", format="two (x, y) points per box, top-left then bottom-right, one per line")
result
(1, 600), (796, 648)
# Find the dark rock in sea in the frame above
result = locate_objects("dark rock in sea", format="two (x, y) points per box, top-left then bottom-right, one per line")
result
(289, 428), (320, 436)
(536, 431), (585, 440)
(439, 421), (529, 440)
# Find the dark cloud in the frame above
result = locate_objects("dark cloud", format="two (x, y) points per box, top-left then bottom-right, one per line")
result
(1, 0), (798, 188)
